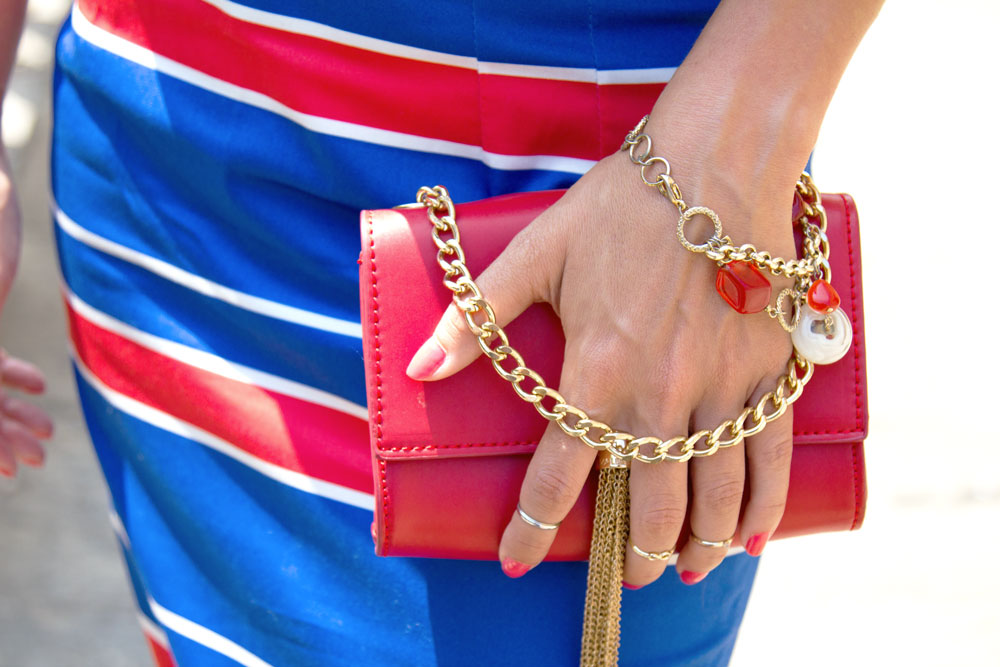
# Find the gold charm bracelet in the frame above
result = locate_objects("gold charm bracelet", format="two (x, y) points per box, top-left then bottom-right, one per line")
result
(621, 115), (839, 334)
(413, 185), (814, 464)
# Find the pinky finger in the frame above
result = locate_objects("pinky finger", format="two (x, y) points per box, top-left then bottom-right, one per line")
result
(740, 402), (794, 558)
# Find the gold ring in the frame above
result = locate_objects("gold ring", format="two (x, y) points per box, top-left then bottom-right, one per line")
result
(690, 533), (734, 549)
(630, 542), (674, 562)
(516, 503), (560, 531)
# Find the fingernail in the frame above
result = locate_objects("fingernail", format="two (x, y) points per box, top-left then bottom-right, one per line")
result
(622, 582), (643, 591)
(680, 570), (707, 586)
(501, 558), (530, 578)
(406, 338), (447, 381)
(745, 532), (770, 557)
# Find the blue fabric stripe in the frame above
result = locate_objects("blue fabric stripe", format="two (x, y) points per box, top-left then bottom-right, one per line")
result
(75, 357), (755, 666)
(51, 24), (584, 327)
(227, 0), (716, 68)
(75, 360), (437, 666)
(55, 221), (368, 406)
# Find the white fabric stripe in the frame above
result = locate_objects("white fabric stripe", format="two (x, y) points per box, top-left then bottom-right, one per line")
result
(137, 612), (170, 649)
(108, 513), (174, 652)
(108, 508), (132, 549)
(200, 0), (675, 85)
(69, 343), (376, 511)
(61, 280), (368, 420)
(70, 6), (595, 175)
(148, 598), (274, 667)
(478, 61), (676, 85)
(201, 0), (476, 69)
(53, 201), (363, 339)
(597, 68), (677, 85)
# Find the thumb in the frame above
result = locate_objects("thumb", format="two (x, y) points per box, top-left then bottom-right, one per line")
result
(406, 217), (562, 382)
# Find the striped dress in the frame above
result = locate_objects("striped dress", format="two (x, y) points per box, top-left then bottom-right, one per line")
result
(51, 1), (759, 665)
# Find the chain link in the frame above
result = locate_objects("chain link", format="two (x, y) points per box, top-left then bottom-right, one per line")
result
(413, 184), (818, 465)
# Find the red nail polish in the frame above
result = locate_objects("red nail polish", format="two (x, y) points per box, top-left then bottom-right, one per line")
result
(680, 571), (707, 585)
(501, 558), (530, 578)
(745, 532), (770, 557)
(406, 340), (447, 380)
(622, 582), (642, 591)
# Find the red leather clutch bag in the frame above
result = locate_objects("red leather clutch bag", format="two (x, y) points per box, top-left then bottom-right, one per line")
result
(360, 189), (868, 560)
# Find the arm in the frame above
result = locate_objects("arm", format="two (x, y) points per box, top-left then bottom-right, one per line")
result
(0, 0), (56, 478)
(644, 0), (884, 230)
(1, 0), (28, 295)
(1, 0), (27, 101)
(412, 0), (883, 586)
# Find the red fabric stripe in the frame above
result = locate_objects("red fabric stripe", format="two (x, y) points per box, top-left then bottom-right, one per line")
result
(76, 0), (662, 160)
(143, 630), (177, 667)
(66, 298), (374, 495)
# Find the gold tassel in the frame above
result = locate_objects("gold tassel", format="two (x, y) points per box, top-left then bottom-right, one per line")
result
(580, 452), (630, 666)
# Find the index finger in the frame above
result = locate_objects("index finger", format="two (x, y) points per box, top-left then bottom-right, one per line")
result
(497, 357), (608, 577)
(497, 418), (597, 577)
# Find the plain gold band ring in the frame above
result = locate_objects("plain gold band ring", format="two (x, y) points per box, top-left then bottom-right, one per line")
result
(516, 503), (560, 531)
(690, 533), (734, 549)
(630, 542), (675, 562)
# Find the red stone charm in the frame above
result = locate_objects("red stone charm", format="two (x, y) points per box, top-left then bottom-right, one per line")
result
(715, 261), (772, 314)
(806, 279), (841, 313)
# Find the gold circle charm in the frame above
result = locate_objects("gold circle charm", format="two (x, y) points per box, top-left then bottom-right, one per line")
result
(767, 288), (803, 333)
(677, 206), (724, 253)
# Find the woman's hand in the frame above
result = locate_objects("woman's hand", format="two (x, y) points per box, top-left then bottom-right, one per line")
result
(406, 129), (801, 587)
(0, 146), (54, 478)
(406, 0), (883, 587)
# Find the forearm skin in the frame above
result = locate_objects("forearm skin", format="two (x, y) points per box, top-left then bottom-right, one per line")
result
(642, 0), (884, 231)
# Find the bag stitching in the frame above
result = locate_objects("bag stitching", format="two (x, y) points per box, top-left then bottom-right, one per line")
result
(842, 193), (866, 530)
(368, 209), (392, 549)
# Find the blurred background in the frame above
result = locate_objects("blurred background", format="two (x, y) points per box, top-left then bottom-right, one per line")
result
(1, 0), (997, 665)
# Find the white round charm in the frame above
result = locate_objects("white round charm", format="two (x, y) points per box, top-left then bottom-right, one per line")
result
(791, 307), (853, 365)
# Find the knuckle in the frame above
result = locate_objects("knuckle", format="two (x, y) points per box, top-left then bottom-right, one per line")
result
(699, 477), (744, 514)
(562, 343), (627, 409)
(576, 338), (627, 381)
(531, 465), (578, 514)
(438, 307), (469, 348)
(756, 498), (789, 521)
(504, 226), (555, 301)
(756, 434), (794, 471)
(509, 528), (551, 554)
(635, 494), (685, 535)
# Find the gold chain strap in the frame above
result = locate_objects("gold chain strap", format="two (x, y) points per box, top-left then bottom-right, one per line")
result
(414, 186), (817, 465)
